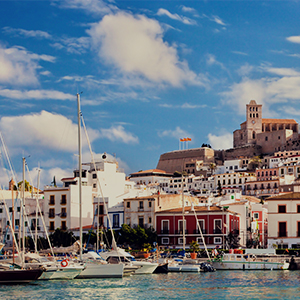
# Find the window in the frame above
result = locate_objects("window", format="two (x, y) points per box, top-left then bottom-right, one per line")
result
(113, 214), (119, 228)
(61, 207), (67, 218)
(196, 237), (204, 244)
(148, 217), (152, 224)
(126, 218), (131, 226)
(98, 216), (103, 226)
(92, 173), (97, 179)
(178, 219), (186, 234)
(162, 220), (169, 234)
(139, 201), (144, 210)
(49, 221), (55, 231)
(197, 220), (205, 233)
(49, 195), (55, 205)
(9, 207), (12, 213)
(15, 219), (19, 226)
(126, 201), (130, 208)
(278, 205), (286, 213)
(162, 237), (169, 245)
(49, 208), (55, 218)
(138, 216), (144, 227)
(214, 219), (222, 233)
(298, 205), (300, 213)
(265, 136), (268, 141)
(93, 184), (97, 188)
(61, 221), (67, 230)
(61, 194), (67, 205)
(253, 213), (259, 219)
(0, 208), (2, 213)
(278, 222), (287, 237)
(148, 201), (152, 208)
(214, 237), (222, 244)
(298, 222), (300, 237)
(178, 238), (183, 245)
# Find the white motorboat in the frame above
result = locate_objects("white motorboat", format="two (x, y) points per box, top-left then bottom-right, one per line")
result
(167, 259), (201, 272)
(75, 251), (124, 278)
(100, 248), (158, 274)
(211, 249), (289, 270)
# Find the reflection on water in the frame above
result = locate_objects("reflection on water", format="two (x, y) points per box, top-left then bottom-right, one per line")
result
(1, 271), (300, 299)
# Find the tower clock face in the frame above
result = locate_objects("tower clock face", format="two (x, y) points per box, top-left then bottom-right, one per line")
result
(252, 120), (255, 124)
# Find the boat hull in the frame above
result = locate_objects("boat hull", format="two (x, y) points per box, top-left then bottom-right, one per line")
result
(212, 260), (289, 270)
(76, 263), (124, 278)
(0, 268), (43, 284)
(50, 266), (84, 280)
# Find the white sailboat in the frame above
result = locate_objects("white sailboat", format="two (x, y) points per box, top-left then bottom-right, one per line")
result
(75, 93), (124, 278)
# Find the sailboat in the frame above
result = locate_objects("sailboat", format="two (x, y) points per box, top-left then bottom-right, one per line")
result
(74, 93), (124, 278)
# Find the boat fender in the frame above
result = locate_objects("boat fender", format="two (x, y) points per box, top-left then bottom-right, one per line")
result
(61, 259), (69, 267)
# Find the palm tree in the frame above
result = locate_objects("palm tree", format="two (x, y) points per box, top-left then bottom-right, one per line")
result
(209, 163), (217, 175)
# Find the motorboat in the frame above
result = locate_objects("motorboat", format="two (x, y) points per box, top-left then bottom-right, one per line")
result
(100, 248), (158, 274)
(211, 249), (289, 270)
(75, 251), (124, 278)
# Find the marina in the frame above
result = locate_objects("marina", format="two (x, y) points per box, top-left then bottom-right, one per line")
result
(0, 271), (299, 299)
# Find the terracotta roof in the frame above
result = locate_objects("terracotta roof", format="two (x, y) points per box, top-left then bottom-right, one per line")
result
(61, 177), (76, 181)
(130, 169), (173, 176)
(157, 205), (238, 215)
(262, 118), (297, 124)
(265, 192), (300, 201)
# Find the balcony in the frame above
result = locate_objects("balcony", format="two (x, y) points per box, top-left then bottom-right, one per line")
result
(31, 226), (41, 231)
(49, 201), (55, 205)
(138, 207), (144, 212)
(61, 212), (67, 218)
(175, 230), (188, 234)
(213, 229), (223, 234)
(49, 213), (55, 218)
(193, 229), (207, 234)
(278, 231), (287, 237)
(60, 200), (67, 205)
(161, 229), (169, 234)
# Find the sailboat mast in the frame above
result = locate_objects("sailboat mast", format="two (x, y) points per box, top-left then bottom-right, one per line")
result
(182, 173), (185, 252)
(35, 168), (40, 253)
(77, 93), (83, 260)
(22, 157), (26, 265)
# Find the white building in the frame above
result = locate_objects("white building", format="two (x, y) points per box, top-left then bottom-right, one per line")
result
(43, 169), (93, 233)
(266, 192), (300, 249)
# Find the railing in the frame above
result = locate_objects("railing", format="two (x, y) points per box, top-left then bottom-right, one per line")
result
(193, 229), (207, 234)
(161, 229), (169, 234)
(60, 200), (67, 205)
(61, 212), (67, 218)
(49, 201), (55, 205)
(30, 226), (41, 231)
(213, 229), (223, 234)
(175, 230), (188, 234)
(138, 207), (144, 211)
(278, 231), (287, 237)
(49, 213), (55, 218)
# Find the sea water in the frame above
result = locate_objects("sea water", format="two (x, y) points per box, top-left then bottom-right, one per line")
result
(1, 271), (300, 299)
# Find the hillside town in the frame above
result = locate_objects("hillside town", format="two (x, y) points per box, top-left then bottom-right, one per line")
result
(2, 100), (300, 252)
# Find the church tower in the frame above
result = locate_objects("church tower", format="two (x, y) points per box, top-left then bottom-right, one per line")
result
(245, 100), (262, 145)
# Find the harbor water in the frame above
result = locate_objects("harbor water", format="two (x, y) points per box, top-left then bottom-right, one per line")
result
(1, 271), (300, 299)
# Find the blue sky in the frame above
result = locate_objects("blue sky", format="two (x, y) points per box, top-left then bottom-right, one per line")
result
(1, 0), (300, 188)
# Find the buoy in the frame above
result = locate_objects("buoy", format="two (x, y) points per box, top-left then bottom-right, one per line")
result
(61, 259), (68, 267)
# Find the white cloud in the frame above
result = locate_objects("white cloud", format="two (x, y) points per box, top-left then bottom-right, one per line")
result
(158, 126), (192, 140)
(264, 67), (300, 77)
(208, 132), (232, 150)
(57, 0), (118, 15)
(99, 125), (139, 144)
(3, 27), (52, 39)
(0, 46), (39, 86)
(88, 12), (206, 87)
(211, 15), (226, 26)
(287, 35), (300, 44)
(50, 36), (90, 54)
(159, 102), (206, 109)
(0, 45), (55, 86)
(0, 89), (74, 100)
(222, 67), (300, 115)
(206, 54), (226, 70)
(0, 111), (99, 153)
(180, 6), (198, 15)
(157, 8), (197, 25)
(236, 63), (253, 76)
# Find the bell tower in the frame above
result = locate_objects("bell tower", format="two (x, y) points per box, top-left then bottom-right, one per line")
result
(246, 100), (262, 145)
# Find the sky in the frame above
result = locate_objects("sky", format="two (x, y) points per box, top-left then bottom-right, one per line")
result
(1, 0), (300, 188)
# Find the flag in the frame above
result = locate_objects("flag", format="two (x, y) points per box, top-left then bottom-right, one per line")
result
(180, 138), (185, 142)
(187, 138), (192, 141)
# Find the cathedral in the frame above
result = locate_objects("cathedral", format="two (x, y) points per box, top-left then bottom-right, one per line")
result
(233, 100), (299, 154)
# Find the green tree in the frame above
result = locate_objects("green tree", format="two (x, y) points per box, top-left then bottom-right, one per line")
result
(15, 180), (32, 192)
(49, 228), (76, 247)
